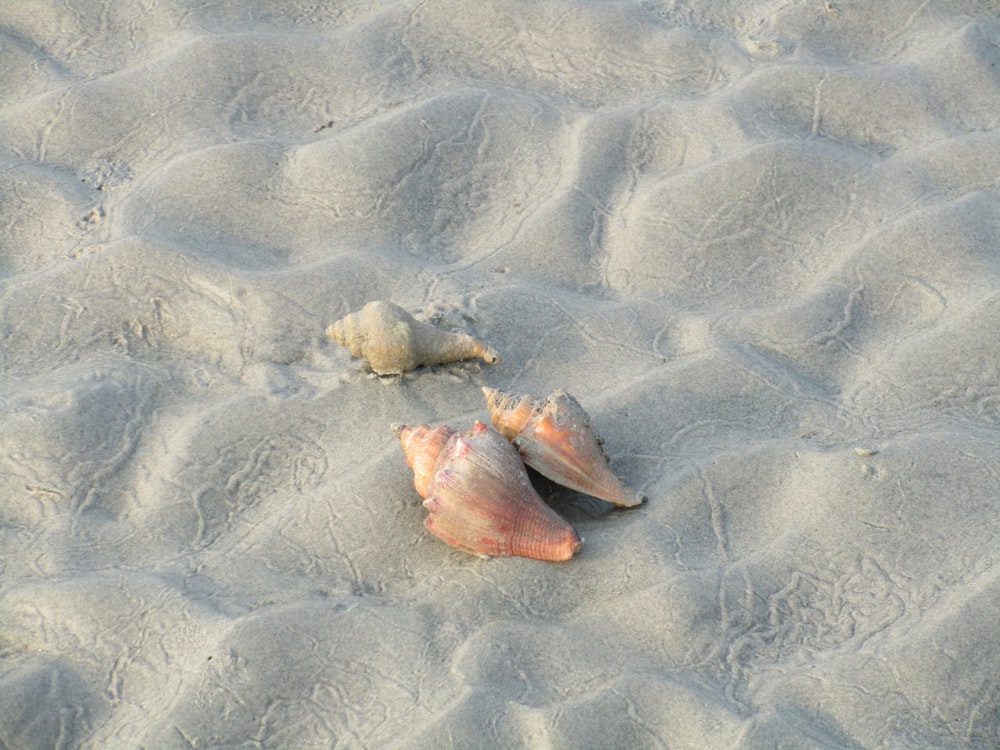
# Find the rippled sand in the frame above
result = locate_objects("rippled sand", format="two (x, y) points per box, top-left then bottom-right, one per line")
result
(2, 2), (999, 747)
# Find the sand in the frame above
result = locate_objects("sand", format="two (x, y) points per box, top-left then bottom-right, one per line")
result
(2, 1), (999, 748)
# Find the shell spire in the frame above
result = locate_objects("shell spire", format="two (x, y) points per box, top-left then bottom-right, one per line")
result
(393, 420), (582, 562)
(483, 387), (646, 508)
(326, 301), (500, 375)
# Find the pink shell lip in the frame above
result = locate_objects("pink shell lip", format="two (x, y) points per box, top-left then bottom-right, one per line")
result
(393, 419), (583, 562)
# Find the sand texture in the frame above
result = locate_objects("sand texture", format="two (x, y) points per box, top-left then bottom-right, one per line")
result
(2, 1), (1000, 748)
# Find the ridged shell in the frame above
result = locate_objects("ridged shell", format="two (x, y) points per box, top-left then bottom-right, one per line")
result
(393, 420), (583, 561)
(392, 423), (456, 499)
(326, 300), (499, 375)
(483, 387), (645, 508)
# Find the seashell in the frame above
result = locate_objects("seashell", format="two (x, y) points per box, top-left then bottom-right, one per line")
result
(326, 300), (500, 375)
(392, 422), (456, 499)
(482, 387), (646, 508)
(392, 420), (583, 561)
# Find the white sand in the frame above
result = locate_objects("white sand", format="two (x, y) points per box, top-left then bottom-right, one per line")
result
(2, 1), (999, 747)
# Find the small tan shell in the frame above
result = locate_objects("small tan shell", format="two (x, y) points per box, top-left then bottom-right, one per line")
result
(326, 301), (499, 375)
(483, 387), (646, 508)
(393, 420), (583, 562)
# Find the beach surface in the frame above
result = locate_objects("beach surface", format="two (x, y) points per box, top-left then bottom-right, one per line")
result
(2, 2), (999, 747)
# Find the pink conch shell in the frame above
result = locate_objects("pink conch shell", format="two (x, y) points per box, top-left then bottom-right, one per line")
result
(326, 300), (500, 375)
(392, 420), (583, 562)
(393, 423), (456, 499)
(482, 387), (646, 508)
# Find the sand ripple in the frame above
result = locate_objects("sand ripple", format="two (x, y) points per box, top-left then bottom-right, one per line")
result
(2, 3), (999, 748)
